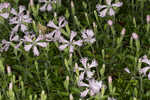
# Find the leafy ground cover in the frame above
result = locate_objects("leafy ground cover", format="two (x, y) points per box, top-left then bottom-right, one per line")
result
(0, 0), (150, 100)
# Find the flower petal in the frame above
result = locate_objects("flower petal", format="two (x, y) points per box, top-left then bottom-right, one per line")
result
(73, 40), (83, 46)
(59, 16), (67, 27)
(96, 4), (107, 11)
(89, 59), (98, 68)
(10, 8), (17, 15)
(21, 24), (28, 32)
(47, 4), (52, 11)
(80, 58), (88, 68)
(106, 0), (112, 5)
(69, 45), (74, 53)
(47, 21), (58, 29)
(40, 4), (47, 11)
(37, 42), (48, 47)
(109, 8), (115, 16)
(59, 44), (68, 51)
(33, 46), (39, 56)
(19, 6), (26, 14)
(0, 13), (9, 19)
(24, 35), (33, 42)
(80, 88), (89, 97)
(112, 2), (123, 7)
(70, 31), (77, 42)
(24, 44), (32, 51)
(12, 24), (19, 32)
(78, 80), (89, 87)
(139, 66), (150, 76)
(99, 8), (108, 17)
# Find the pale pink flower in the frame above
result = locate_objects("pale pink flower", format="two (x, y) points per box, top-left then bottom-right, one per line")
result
(80, 79), (103, 97)
(139, 55), (150, 80)
(75, 58), (98, 79)
(9, 6), (32, 33)
(132, 32), (138, 40)
(89, 79), (102, 96)
(96, 0), (123, 17)
(0, 2), (10, 19)
(46, 16), (68, 41)
(81, 29), (96, 44)
(58, 31), (82, 54)
(139, 55), (150, 65)
(24, 35), (48, 56)
(0, 32), (20, 52)
(39, 0), (56, 12)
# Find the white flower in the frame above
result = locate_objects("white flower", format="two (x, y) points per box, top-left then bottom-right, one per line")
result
(76, 58), (98, 79)
(24, 35), (48, 56)
(108, 97), (117, 100)
(0, 2), (10, 19)
(139, 55), (150, 80)
(46, 16), (68, 41)
(81, 29), (96, 44)
(9, 6), (32, 33)
(80, 79), (103, 97)
(58, 31), (82, 54)
(39, 0), (56, 12)
(96, 0), (123, 17)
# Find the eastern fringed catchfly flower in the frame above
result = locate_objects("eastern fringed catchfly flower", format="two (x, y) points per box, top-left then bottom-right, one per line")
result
(24, 35), (48, 56)
(81, 29), (96, 44)
(0, 2), (10, 19)
(96, 0), (123, 17)
(9, 6), (32, 33)
(75, 57), (98, 79)
(58, 31), (83, 54)
(79, 79), (103, 97)
(39, 0), (56, 12)
(139, 55), (150, 80)
(0, 33), (19, 52)
(46, 16), (68, 41)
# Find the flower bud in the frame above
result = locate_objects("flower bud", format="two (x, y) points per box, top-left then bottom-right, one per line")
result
(69, 94), (74, 100)
(132, 32), (138, 40)
(71, 1), (74, 8)
(9, 82), (13, 90)
(146, 15), (150, 23)
(107, 20), (113, 26)
(30, 0), (34, 6)
(121, 28), (126, 36)
(7, 65), (11, 75)
(108, 76), (112, 84)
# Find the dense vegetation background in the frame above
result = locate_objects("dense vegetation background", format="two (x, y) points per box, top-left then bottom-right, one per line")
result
(0, 0), (150, 100)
